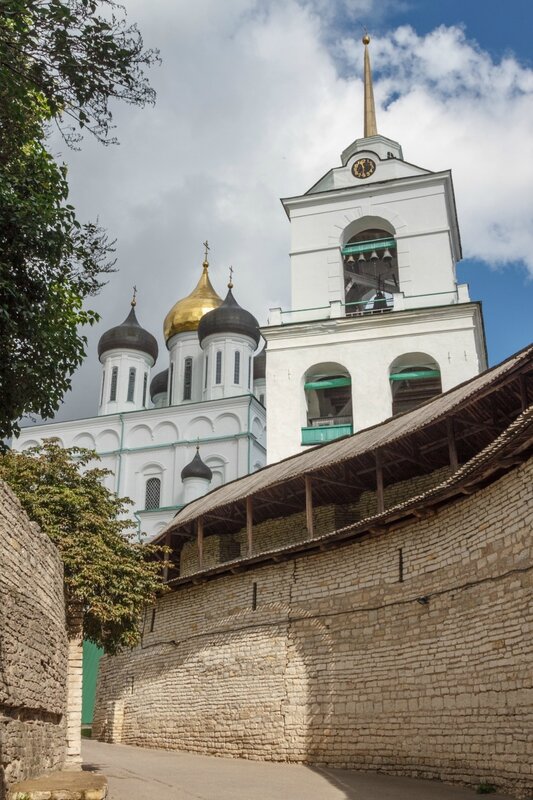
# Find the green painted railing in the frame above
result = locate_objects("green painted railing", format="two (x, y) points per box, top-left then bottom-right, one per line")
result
(304, 377), (351, 390)
(301, 424), (353, 445)
(389, 370), (441, 381)
(341, 237), (396, 256)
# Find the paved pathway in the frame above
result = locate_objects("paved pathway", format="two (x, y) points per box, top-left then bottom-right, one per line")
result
(83, 740), (508, 800)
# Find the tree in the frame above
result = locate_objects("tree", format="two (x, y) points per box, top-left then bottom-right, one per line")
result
(0, 0), (159, 145)
(0, 440), (167, 654)
(0, 113), (114, 440)
(0, 1), (159, 440)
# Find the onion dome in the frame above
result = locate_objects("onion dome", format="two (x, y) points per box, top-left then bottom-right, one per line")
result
(150, 368), (168, 400)
(181, 448), (212, 481)
(98, 298), (158, 363)
(198, 284), (260, 346)
(164, 258), (222, 342)
(253, 347), (266, 380)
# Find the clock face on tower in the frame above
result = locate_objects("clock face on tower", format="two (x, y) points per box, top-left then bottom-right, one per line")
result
(352, 158), (376, 179)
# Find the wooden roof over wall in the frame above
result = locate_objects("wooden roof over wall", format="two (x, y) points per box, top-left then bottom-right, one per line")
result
(155, 344), (533, 580)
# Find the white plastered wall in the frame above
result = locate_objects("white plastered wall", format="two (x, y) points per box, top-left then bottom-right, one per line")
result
(286, 172), (460, 315)
(13, 394), (266, 538)
(99, 348), (154, 415)
(201, 333), (257, 401)
(167, 330), (204, 405)
(264, 304), (486, 464)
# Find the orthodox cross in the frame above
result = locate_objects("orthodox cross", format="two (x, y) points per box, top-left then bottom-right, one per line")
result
(131, 285), (137, 307)
(228, 265), (234, 288)
(203, 240), (210, 261)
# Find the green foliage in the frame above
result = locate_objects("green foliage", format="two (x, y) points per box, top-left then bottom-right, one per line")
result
(0, 121), (114, 439)
(0, 1), (158, 439)
(0, 440), (167, 654)
(0, 0), (159, 145)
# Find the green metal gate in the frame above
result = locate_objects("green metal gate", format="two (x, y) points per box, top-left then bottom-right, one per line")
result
(82, 640), (103, 725)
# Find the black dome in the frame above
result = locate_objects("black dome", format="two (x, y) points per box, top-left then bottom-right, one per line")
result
(253, 348), (266, 380)
(150, 368), (168, 399)
(181, 450), (212, 482)
(98, 305), (158, 363)
(198, 288), (260, 346)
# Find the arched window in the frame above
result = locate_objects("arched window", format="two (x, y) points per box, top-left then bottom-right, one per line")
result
(168, 363), (174, 405)
(100, 371), (105, 405)
(145, 477), (161, 510)
(127, 367), (136, 402)
(215, 351), (222, 384)
(183, 357), (193, 400)
(234, 351), (241, 384)
(389, 353), (442, 416)
(204, 355), (209, 389)
(109, 366), (118, 402)
(342, 227), (399, 316)
(142, 372), (148, 407)
(302, 362), (353, 445)
(205, 456), (226, 488)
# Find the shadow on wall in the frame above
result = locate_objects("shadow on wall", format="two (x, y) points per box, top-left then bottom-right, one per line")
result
(95, 594), (336, 762)
(93, 458), (533, 799)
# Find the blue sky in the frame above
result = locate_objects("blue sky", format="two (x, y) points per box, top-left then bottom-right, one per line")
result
(344, 0), (533, 365)
(408, 1), (532, 363)
(390, 0), (532, 66)
(25, 0), (533, 424)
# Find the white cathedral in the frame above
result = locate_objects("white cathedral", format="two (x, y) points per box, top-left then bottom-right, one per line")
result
(14, 36), (487, 538)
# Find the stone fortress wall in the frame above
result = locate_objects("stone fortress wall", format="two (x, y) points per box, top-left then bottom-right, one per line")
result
(94, 459), (533, 798)
(0, 481), (68, 800)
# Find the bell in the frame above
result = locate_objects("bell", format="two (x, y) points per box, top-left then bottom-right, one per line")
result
(370, 250), (379, 262)
(372, 290), (388, 312)
(382, 248), (393, 263)
(345, 255), (355, 265)
(357, 253), (366, 264)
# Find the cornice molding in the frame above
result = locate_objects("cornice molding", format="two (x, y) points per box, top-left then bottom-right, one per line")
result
(262, 303), (482, 343)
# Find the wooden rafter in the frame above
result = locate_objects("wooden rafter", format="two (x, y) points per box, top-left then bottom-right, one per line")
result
(375, 451), (384, 514)
(305, 475), (314, 537)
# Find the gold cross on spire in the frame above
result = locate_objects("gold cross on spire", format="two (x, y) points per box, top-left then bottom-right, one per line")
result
(131, 285), (137, 307)
(362, 33), (378, 137)
(203, 239), (210, 260)
(228, 265), (234, 289)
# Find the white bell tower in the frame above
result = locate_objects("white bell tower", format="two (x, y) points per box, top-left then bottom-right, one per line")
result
(263, 35), (487, 464)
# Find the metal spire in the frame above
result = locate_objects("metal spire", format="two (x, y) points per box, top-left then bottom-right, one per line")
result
(362, 33), (378, 137)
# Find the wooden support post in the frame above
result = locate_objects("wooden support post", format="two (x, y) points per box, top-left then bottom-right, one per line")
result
(197, 517), (204, 570)
(162, 531), (171, 582)
(305, 475), (314, 537)
(491, 396), (499, 430)
(246, 496), (253, 557)
(447, 417), (459, 472)
(519, 374), (529, 411)
(375, 451), (384, 514)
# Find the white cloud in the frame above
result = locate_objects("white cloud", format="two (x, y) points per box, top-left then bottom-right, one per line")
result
(32, 2), (533, 425)
(369, 25), (533, 268)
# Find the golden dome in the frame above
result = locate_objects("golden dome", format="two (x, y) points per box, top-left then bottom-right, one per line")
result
(164, 260), (223, 341)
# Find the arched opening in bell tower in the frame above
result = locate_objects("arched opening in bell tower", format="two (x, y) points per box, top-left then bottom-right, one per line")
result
(342, 225), (399, 315)
(389, 353), (442, 416)
(301, 363), (353, 445)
